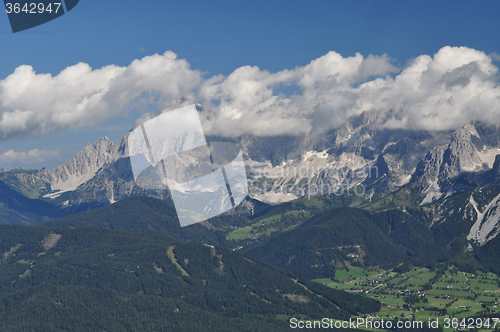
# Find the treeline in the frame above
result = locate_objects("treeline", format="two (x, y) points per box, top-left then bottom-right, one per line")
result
(298, 278), (381, 315)
(42, 196), (227, 244)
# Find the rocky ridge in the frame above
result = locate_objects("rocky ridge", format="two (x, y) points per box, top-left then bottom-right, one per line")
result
(3, 110), (500, 249)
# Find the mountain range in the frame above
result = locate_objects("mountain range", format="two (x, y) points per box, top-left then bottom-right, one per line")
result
(1, 109), (500, 330)
(2, 109), (500, 254)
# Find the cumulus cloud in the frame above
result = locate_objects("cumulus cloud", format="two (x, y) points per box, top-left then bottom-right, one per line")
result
(0, 149), (59, 163)
(200, 46), (500, 135)
(199, 51), (399, 136)
(359, 46), (500, 131)
(0, 51), (201, 140)
(1, 46), (499, 140)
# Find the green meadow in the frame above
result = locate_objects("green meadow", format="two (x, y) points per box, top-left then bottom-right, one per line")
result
(314, 267), (500, 332)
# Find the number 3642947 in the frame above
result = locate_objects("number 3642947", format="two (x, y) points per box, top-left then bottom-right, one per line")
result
(5, 3), (62, 14)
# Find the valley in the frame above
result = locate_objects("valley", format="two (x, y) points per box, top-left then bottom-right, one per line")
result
(315, 267), (500, 331)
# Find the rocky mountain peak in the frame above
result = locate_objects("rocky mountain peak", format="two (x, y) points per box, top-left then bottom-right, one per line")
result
(38, 136), (121, 194)
(493, 154), (500, 170)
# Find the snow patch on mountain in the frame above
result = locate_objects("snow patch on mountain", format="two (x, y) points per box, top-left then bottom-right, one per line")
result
(420, 180), (443, 205)
(246, 150), (372, 204)
(39, 136), (122, 195)
(467, 193), (500, 246)
(47, 171), (100, 194)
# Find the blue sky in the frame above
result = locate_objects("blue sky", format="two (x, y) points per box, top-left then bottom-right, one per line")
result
(1, 0), (500, 169)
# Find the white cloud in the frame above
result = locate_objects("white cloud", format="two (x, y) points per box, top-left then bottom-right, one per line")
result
(199, 51), (399, 136)
(356, 46), (500, 131)
(0, 51), (202, 140)
(200, 46), (500, 136)
(1, 46), (499, 140)
(0, 149), (59, 163)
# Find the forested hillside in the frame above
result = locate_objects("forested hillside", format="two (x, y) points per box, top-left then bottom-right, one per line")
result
(0, 224), (379, 331)
(244, 207), (449, 279)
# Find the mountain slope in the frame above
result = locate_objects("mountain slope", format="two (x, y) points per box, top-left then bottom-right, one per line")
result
(244, 207), (447, 279)
(0, 284), (284, 332)
(0, 179), (64, 224)
(41, 196), (226, 244)
(431, 183), (500, 251)
(0, 224), (379, 330)
(38, 136), (124, 194)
